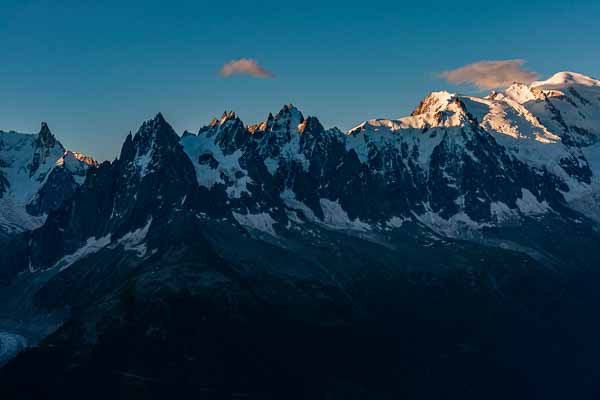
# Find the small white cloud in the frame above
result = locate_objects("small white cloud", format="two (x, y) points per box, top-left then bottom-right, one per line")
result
(440, 59), (538, 90)
(219, 58), (275, 79)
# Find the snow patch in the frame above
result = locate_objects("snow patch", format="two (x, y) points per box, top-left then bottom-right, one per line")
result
(280, 189), (318, 221)
(134, 147), (154, 177)
(516, 189), (550, 215)
(226, 173), (253, 198)
(53, 234), (112, 271)
(114, 218), (152, 256)
(386, 216), (410, 228)
(281, 190), (372, 231)
(415, 210), (491, 237)
(319, 198), (371, 232)
(0, 197), (46, 234)
(490, 201), (519, 222)
(264, 158), (279, 175)
(181, 136), (252, 198)
(233, 211), (277, 236)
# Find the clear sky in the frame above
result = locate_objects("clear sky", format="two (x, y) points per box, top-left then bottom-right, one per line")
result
(1, 0), (599, 161)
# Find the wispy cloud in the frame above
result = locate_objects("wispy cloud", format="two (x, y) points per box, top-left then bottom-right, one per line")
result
(440, 59), (538, 90)
(219, 58), (275, 79)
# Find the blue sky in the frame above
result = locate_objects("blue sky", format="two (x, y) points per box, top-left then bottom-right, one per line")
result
(1, 0), (599, 161)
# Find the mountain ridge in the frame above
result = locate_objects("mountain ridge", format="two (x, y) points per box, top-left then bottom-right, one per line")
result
(1, 71), (600, 399)
(2, 72), (600, 249)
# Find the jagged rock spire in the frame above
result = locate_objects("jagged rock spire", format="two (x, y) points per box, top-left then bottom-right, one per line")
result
(275, 103), (304, 123)
(220, 111), (237, 124)
(37, 122), (58, 148)
(298, 116), (324, 134)
(118, 113), (181, 165)
(154, 112), (167, 125)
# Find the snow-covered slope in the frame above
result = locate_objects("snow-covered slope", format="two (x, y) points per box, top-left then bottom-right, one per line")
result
(348, 72), (600, 225)
(501, 72), (600, 145)
(499, 72), (600, 219)
(0, 123), (96, 238)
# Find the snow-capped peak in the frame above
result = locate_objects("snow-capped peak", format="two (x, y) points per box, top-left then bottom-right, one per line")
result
(0, 125), (95, 235)
(348, 91), (475, 137)
(411, 91), (456, 116)
(274, 104), (304, 126)
(37, 122), (60, 149)
(496, 83), (546, 103)
(532, 71), (600, 88)
(501, 71), (600, 146)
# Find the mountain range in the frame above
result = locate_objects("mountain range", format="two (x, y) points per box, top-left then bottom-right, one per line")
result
(1, 71), (600, 399)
